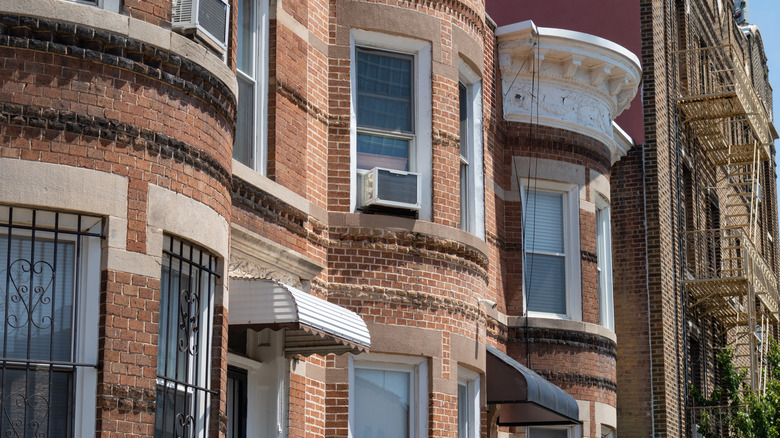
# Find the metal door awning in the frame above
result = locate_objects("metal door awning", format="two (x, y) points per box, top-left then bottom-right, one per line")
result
(229, 279), (370, 355)
(486, 345), (580, 426)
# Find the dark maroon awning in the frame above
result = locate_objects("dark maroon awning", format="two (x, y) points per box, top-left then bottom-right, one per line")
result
(486, 345), (580, 426)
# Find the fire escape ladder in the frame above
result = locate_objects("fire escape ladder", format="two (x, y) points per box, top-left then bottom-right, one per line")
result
(676, 44), (778, 396)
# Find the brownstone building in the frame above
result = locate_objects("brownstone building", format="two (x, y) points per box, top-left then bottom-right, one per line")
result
(0, 1), (775, 438)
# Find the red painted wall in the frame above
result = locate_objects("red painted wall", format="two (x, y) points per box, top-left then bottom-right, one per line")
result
(487, 0), (645, 144)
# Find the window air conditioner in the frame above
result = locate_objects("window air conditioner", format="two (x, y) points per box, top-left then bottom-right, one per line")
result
(359, 168), (421, 211)
(172, 0), (230, 54)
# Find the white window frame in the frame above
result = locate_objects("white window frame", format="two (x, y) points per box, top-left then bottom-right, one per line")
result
(520, 179), (582, 321)
(234, 0), (270, 174)
(75, 222), (101, 438)
(350, 29), (432, 221)
(349, 353), (429, 438)
(457, 367), (480, 438)
(596, 195), (614, 331)
(458, 60), (484, 239)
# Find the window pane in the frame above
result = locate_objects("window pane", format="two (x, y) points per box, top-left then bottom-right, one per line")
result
(1, 368), (72, 438)
(357, 134), (410, 171)
(355, 368), (410, 438)
(237, 0), (254, 75)
(0, 237), (74, 362)
(458, 383), (468, 438)
(459, 82), (469, 159)
(234, 75), (256, 166)
(525, 253), (566, 314)
(460, 163), (469, 230)
(529, 428), (568, 438)
(525, 191), (564, 253)
(357, 49), (413, 133)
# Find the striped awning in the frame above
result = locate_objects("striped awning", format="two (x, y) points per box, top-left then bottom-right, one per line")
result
(229, 279), (370, 355)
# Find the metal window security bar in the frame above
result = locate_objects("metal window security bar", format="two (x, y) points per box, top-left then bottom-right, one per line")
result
(0, 205), (102, 438)
(155, 236), (218, 438)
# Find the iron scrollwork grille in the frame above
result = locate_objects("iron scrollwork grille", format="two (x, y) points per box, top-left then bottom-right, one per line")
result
(0, 205), (103, 438)
(155, 236), (218, 438)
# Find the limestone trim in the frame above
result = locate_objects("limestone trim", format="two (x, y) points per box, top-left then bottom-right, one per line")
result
(594, 402), (617, 430)
(233, 160), (328, 223)
(508, 316), (617, 344)
(0, 158), (127, 217)
(147, 184), (230, 259)
(0, 0), (237, 99)
(496, 20), (641, 164)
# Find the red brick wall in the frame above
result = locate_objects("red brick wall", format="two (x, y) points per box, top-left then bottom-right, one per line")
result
(123, 0), (172, 27)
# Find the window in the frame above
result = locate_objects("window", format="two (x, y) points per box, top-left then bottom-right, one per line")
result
(0, 206), (101, 438)
(457, 368), (480, 438)
(458, 61), (484, 238)
(521, 181), (581, 319)
(155, 236), (218, 438)
(356, 47), (414, 171)
(351, 30), (432, 220)
(234, 0), (269, 173)
(596, 199), (614, 331)
(61, 0), (120, 12)
(528, 427), (575, 438)
(350, 354), (428, 438)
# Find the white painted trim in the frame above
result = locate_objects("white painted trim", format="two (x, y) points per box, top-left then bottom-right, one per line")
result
(596, 199), (614, 331)
(349, 353), (429, 438)
(457, 367), (480, 438)
(227, 354), (265, 438)
(520, 179), (582, 321)
(73, 220), (101, 438)
(495, 20), (640, 68)
(350, 29), (433, 221)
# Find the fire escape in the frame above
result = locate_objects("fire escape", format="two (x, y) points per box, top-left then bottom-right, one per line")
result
(676, 43), (778, 394)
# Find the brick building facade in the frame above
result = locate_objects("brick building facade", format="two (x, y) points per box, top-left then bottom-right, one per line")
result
(0, 1), (775, 438)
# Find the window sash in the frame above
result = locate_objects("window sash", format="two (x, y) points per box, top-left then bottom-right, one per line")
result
(234, 0), (268, 172)
(596, 205), (614, 330)
(354, 367), (413, 438)
(350, 355), (427, 438)
(459, 81), (470, 231)
(356, 47), (415, 172)
(523, 189), (567, 315)
(520, 182), (579, 319)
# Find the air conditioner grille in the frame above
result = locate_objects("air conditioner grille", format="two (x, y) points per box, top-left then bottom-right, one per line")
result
(377, 170), (418, 205)
(172, 0), (193, 25)
(198, 0), (228, 46)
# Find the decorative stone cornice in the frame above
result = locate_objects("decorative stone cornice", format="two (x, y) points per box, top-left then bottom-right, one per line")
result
(496, 20), (642, 164)
(228, 225), (325, 288)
